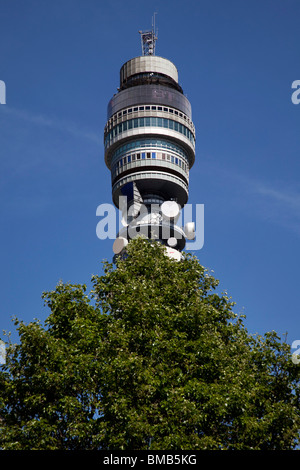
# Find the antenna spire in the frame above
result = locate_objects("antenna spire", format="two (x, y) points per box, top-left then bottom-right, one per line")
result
(138, 13), (158, 56)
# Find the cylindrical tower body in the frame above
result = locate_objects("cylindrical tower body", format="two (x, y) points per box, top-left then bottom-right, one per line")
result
(104, 54), (196, 258)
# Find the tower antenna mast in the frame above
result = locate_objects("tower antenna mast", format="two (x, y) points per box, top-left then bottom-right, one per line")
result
(139, 13), (158, 56)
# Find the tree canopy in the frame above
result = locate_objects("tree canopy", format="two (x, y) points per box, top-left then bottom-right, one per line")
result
(0, 238), (299, 449)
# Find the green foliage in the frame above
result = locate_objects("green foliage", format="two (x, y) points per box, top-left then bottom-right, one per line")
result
(0, 239), (299, 449)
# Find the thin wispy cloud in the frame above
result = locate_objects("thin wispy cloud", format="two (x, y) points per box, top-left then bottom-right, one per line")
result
(0, 105), (103, 216)
(255, 185), (300, 212)
(202, 160), (300, 235)
(252, 183), (300, 234)
(0, 105), (101, 145)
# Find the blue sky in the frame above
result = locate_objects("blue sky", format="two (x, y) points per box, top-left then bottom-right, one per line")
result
(0, 0), (299, 349)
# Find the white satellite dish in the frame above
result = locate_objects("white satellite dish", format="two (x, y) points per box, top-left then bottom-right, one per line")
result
(165, 246), (182, 261)
(113, 237), (128, 254)
(184, 222), (195, 240)
(167, 237), (177, 247)
(161, 200), (180, 220)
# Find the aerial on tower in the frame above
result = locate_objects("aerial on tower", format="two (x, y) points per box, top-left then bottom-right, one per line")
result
(138, 13), (158, 56)
(104, 24), (196, 260)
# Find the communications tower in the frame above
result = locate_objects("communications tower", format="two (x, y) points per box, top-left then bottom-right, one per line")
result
(104, 26), (196, 260)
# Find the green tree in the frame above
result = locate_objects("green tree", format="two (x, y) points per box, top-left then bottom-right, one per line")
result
(0, 239), (299, 449)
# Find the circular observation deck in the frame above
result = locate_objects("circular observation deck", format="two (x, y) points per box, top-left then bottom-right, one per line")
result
(104, 56), (196, 210)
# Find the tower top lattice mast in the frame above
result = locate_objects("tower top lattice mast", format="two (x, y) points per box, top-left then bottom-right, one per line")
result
(138, 13), (158, 56)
